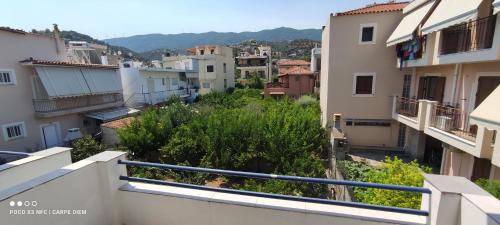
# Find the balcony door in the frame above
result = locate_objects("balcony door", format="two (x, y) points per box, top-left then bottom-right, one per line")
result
(475, 76), (500, 108)
(417, 76), (446, 103)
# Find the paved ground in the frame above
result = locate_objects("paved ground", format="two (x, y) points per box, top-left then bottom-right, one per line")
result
(347, 148), (413, 167)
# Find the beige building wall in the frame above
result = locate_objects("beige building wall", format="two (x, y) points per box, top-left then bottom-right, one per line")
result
(0, 29), (87, 152)
(162, 46), (235, 95)
(321, 11), (409, 148)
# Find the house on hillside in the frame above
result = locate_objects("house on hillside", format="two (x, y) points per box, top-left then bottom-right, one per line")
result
(236, 46), (272, 81)
(0, 25), (130, 152)
(162, 45), (235, 95)
(264, 59), (315, 98)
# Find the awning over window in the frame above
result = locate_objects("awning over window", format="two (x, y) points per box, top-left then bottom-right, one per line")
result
(470, 85), (500, 127)
(81, 69), (122, 95)
(494, 0), (500, 14)
(421, 0), (483, 35)
(35, 66), (91, 98)
(34, 66), (121, 98)
(387, 1), (435, 46)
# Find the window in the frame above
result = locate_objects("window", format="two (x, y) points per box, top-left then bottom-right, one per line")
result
(398, 123), (407, 148)
(224, 79), (227, 89)
(345, 119), (391, 127)
(202, 82), (211, 89)
(353, 73), (376, 96)
(210, 49), (215, 54)
(162, 78), (166, 86)
(0, 70), (16, 85)
(200, 50), (205, 55)
(171, 78), (179, 87)
(258, 71), (266, 78)
(359, 23), (377, 44)
(223, 63), (227, 73)
(2, 122), (26, 141)
(402, 74), (412, 98)
(207, 65), (214, 73)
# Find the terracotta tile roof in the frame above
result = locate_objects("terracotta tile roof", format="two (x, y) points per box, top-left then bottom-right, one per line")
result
(336, 2), (409, 16)
(0, 27), (27, 35)
(101, 117), (135, 129)
(279, 66), (314, 77)
(278, 59), (310, 66)
(20, 58), (119, 69)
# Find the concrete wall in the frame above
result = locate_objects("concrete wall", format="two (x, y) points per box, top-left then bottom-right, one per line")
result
(320, 11), (409, 148)
(120, 182), (426, 225)
(0, 151), (126, 225)
(0, 147), (71, 191)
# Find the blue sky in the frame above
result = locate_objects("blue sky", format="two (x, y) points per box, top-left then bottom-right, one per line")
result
(4, 0), (398, 39)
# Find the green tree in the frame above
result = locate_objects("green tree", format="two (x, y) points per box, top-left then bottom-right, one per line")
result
(71, 135), (107, 162)
(354, 157), (431, 209)
(475, 178), (500, 199)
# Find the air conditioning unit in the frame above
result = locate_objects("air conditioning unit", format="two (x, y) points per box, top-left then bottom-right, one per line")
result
(435, 116), (452, 131)
(64, 128), (83, 142)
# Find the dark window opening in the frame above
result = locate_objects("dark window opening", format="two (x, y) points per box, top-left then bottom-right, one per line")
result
(355, 76), (374, 95)
(207, 65), (214, 73)
(361, 26), (374, 42)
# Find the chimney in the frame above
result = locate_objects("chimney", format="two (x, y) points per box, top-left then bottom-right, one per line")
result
(52, 24), (64, 54)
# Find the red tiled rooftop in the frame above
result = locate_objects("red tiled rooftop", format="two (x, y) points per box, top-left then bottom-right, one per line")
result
(279, 66), (314, 76)
(101, 117), (135, 129)
(20, 58), (119, 69)
(336, 2), (408, 16)
(278, 59), (310, 66)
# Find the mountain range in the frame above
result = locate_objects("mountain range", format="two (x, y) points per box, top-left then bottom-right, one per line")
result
(104, 27), (322, 53)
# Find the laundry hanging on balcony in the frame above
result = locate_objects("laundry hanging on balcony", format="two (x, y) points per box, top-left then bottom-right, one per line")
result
(396, 37), (423, 70)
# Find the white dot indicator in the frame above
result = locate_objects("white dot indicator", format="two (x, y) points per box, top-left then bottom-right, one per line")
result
(17, 201), (22, 207)
(9, 201), (15, 207)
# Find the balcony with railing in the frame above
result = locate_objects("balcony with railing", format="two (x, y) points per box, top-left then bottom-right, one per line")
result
(1, 148), (499, 225)
(392, 96), (426, 131)
(440, 16), (496, 55)
(33, 93), (124, 117)
(429, 105), (476, 142)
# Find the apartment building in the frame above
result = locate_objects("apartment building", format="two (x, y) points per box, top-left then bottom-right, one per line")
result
(0, 26), (124, 152)
(320, 2), (409, 149)
(236, 46), (272, 81)
(120, 62), (191, 107)
(389, 0), (500, 180)
(162, 45), (235, 95)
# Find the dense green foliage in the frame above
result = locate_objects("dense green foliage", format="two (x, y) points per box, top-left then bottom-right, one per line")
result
(71, 135), (107, 162)
(475, 178), (500, 199)
(118, 89), (328, 197)
(339, 157), (431, 209)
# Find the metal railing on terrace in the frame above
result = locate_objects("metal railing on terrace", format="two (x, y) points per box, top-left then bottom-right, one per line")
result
(440, 15), (496, 55)
(33, 93), (123, 113)
(142, 88), (191, 105)
(266, 82), (289, 88)
(396, 97), (419, 118)
(118, 160), (432, 217)
(430, 104), (477, 141)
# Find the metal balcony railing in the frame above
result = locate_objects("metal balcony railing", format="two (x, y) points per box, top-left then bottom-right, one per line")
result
(266, 82), (289, 88)
(396, 97), (419, 118)
(118, 160), (432, 217)
(430, 104), (477, 141)
(33, 93), (123, 113)
(142, 89), (190, 105)
(440, 15), (496, 55)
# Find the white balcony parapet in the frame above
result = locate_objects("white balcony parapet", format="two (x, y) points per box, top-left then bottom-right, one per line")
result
(0, 147), (72, 191)
(1, 149), (499, 225)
